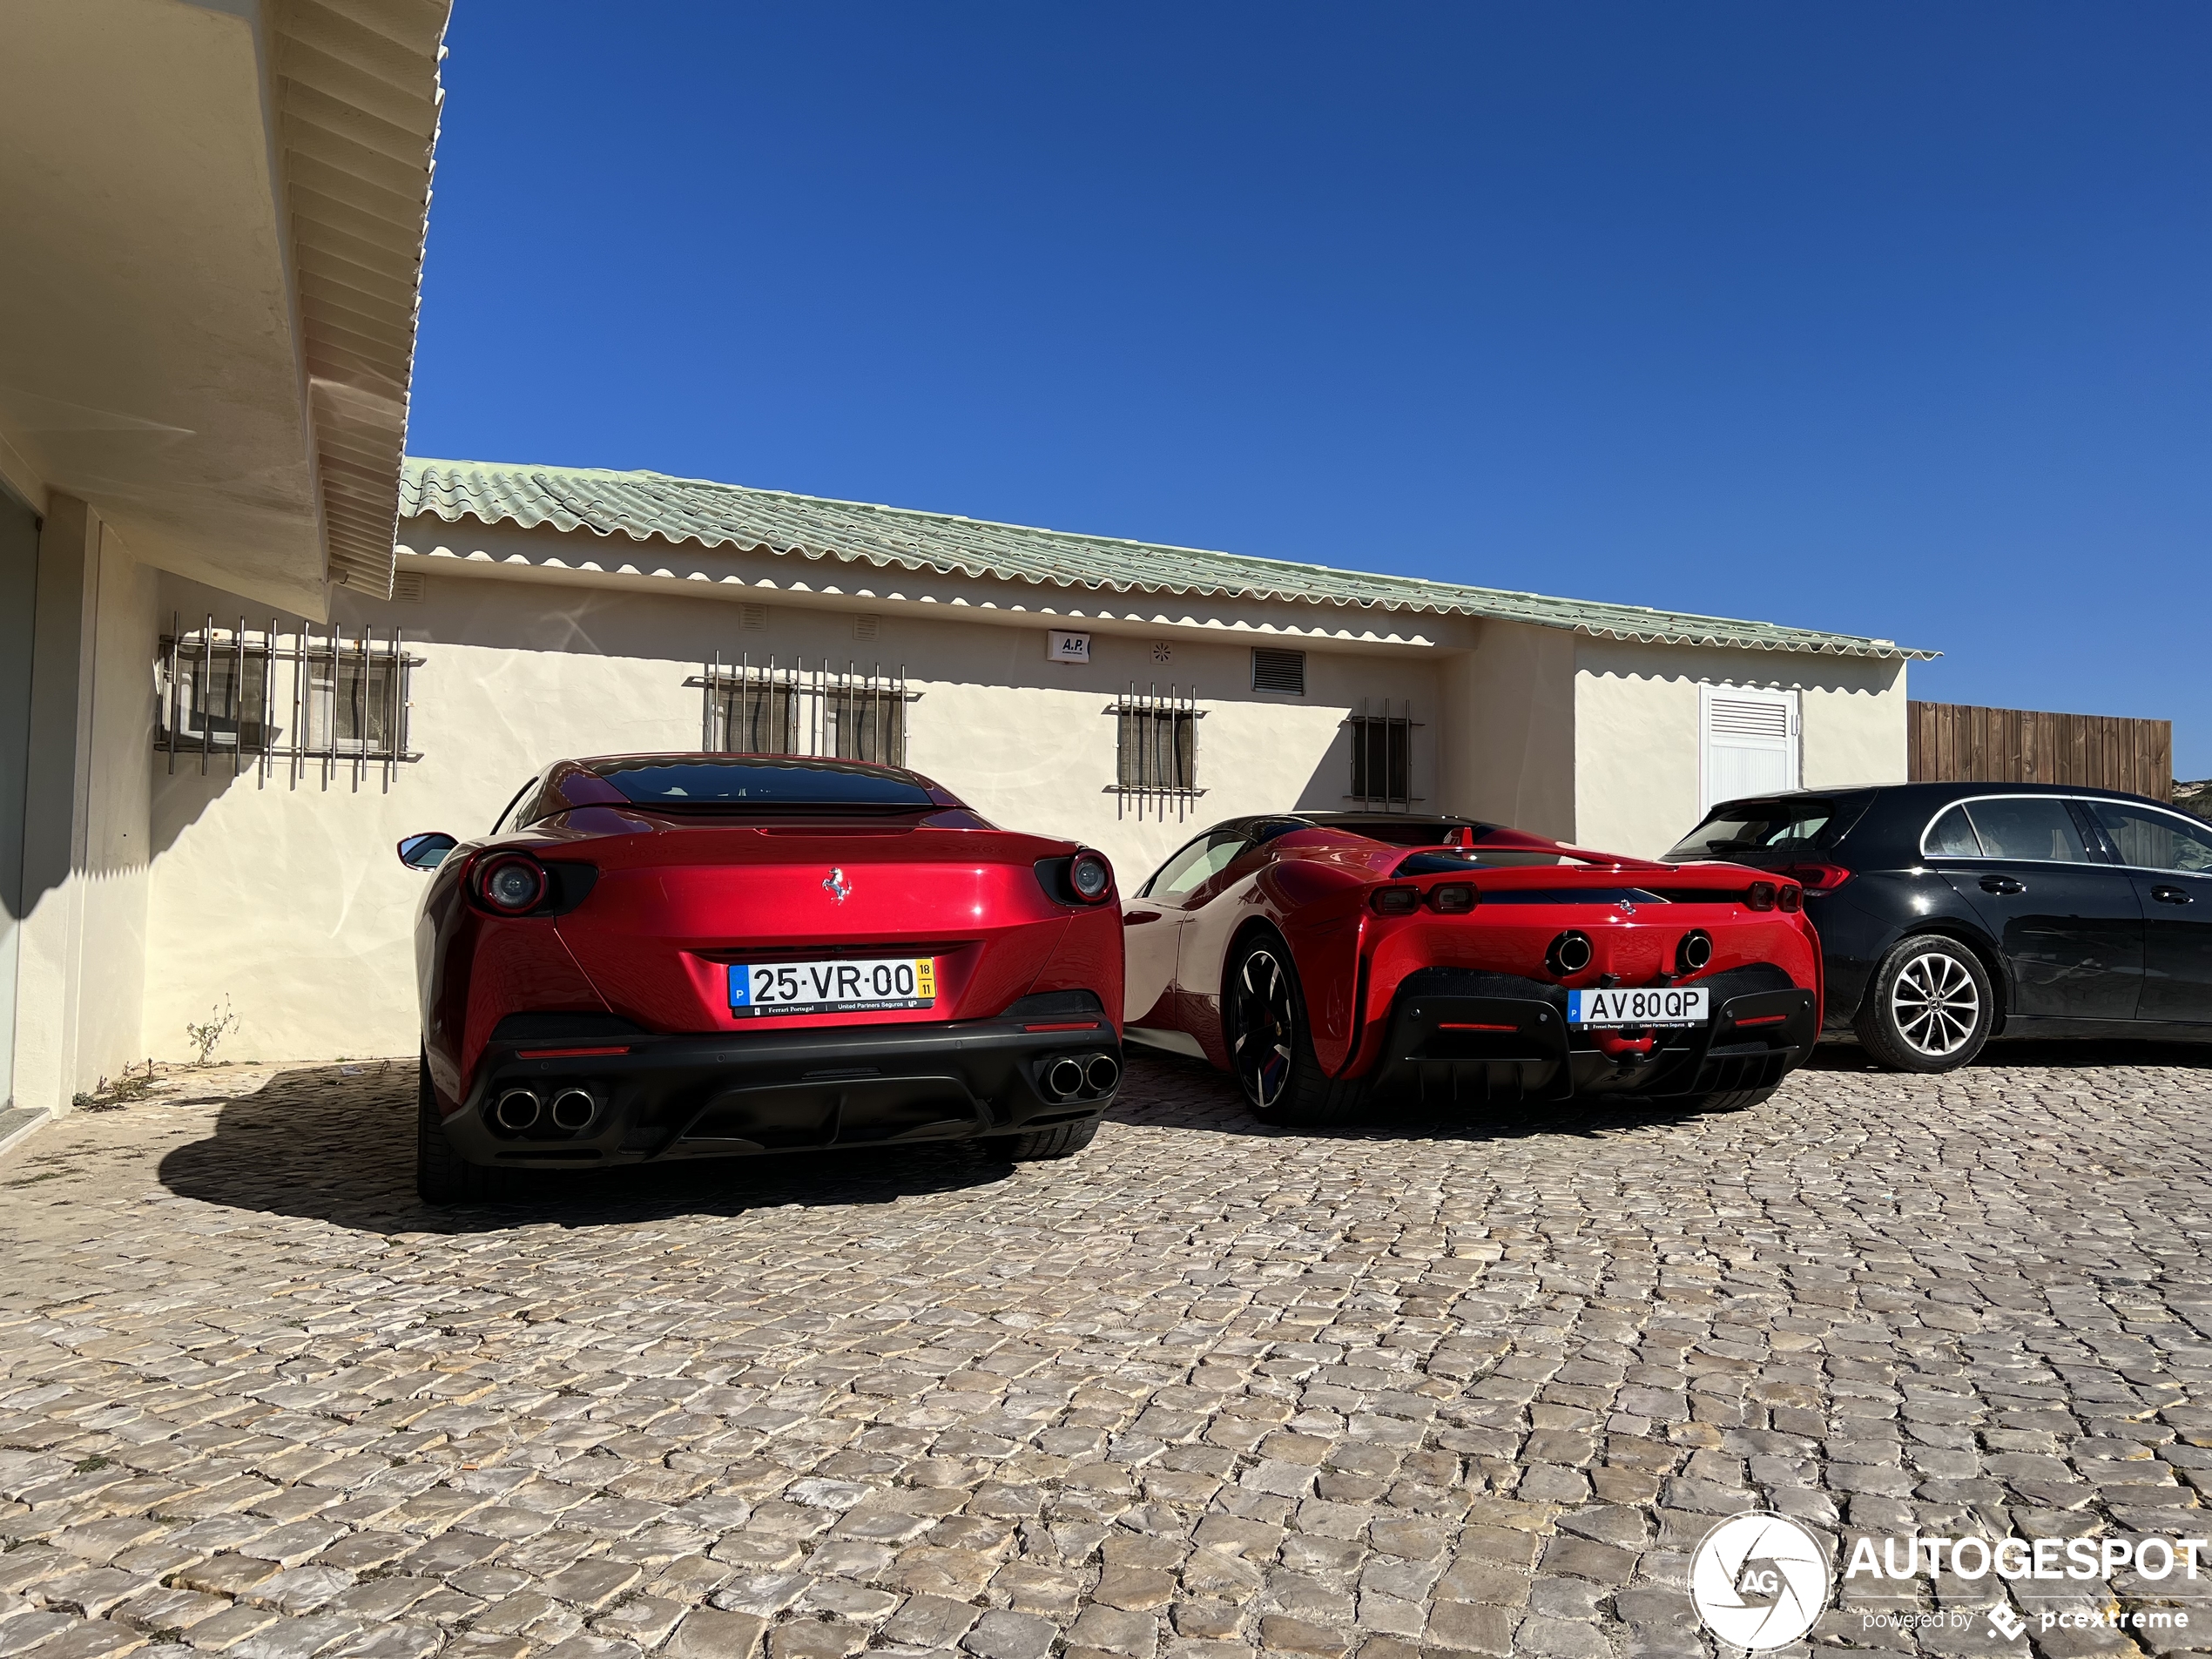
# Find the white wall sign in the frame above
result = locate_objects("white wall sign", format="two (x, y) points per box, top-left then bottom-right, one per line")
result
(1048, 630), (1091, 664)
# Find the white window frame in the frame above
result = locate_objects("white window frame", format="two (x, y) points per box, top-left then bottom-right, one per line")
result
(1697, 684), (1800, 816)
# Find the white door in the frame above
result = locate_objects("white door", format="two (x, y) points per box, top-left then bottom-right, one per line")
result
(1699, 685), (1799, 814)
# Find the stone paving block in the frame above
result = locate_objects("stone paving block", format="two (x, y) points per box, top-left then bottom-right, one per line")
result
(179, 1606), (281, 1652)
(666, 1608), (767, 1659)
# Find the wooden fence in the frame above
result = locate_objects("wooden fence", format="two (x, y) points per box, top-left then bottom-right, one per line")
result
(1908, 701), (2171, 802)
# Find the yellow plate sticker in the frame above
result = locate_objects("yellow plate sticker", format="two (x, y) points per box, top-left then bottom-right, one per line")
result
(915, 958), (935, 998)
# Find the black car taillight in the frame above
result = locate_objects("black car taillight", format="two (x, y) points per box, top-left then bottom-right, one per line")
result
(1745, 880), (1777, 912)
(476, 853), (549, 914)
(1069, 851), (1113, 903)
(1426, 883), (1477, 914)
(1371, 887), (1419, 915)
(1778, 861), (1852, 892)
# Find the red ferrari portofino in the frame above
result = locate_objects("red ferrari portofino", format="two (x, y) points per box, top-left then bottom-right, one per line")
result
(1123, 813), (1821, 1123)
(399, 755), (1122, 1202)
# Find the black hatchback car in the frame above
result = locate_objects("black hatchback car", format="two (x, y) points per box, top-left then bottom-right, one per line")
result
(1665, 782), (2212, 1071)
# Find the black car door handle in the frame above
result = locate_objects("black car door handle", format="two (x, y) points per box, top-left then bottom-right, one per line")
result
(2152, 885), (2193, 905)
(1980, 876), (2025, 895)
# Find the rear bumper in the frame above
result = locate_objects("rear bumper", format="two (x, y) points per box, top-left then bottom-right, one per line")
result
(1366, 967), (1818, 1105)
(440, 1015), (1120, 1168)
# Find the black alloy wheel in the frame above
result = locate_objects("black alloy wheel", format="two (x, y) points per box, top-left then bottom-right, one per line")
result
(1224, 935), (1368, 1127)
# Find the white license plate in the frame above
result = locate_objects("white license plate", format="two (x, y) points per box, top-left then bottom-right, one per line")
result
(1568, 986), (1709, 1028)
(730, 956), (937, 1018)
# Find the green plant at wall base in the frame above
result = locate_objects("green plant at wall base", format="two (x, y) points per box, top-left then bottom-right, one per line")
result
(185, 997), (239, 1067)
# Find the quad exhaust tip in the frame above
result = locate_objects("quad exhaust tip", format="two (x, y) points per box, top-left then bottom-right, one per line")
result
(1086, 1055), (1120, 1095)
(494, 1089), (541, 1131)
(1046, 1058), (1088, 1100)
(550, 1089), (598, 1132)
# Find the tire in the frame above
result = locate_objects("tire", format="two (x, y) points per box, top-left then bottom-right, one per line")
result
(1854, 935), (1993, 1073)
(1225, 934), (1368, 1128)
(985, 1117), (1099, 1162)
(415, 1047), (514, 1204)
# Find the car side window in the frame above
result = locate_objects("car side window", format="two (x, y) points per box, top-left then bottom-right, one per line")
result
(1143, 830), (1251, 899)
(1923, 805), (1982, 858)
(491, 777), (540, 835)
(1961, 798), (2090, 863)
(2087, 801), (2212, 875)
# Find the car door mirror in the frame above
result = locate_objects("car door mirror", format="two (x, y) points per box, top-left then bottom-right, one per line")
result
(398, 832), (458, 871)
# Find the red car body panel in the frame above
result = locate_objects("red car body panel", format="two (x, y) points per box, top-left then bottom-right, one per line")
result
(412, 755), (1123, 1166)
(1126, 814), (1822, 1102)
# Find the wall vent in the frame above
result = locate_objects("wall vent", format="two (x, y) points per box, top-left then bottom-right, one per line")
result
(740, 604), (768, 631)
(391, 572), (424, 604)
(1251, 647), (1305, 696)
(853, 613), (880, 642)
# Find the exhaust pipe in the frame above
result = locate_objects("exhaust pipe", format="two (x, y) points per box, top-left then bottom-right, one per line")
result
(1547, 930), (1595, 976)
(1677, 929), (1713, 973)
(550, 1089), (598, 1132)
(1045, 1057), (1087, 1100)
(494, 1089), (541, 1131)
(1085, 1055), (1120, 1096)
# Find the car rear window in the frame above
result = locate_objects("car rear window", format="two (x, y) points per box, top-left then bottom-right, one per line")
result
(1665, 794), (1870, 860)
(591, 759), (937, 809)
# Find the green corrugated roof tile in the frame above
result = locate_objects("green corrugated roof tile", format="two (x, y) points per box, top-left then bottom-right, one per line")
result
(400, 457), (1936, 660)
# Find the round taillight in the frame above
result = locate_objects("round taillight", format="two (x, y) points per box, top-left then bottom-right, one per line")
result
(478, 853), (548, 914)
(1070, 851), (1112, 903)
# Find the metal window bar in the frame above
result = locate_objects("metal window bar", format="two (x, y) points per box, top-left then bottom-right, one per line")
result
(158, 616), (423, 783)
(1345, 698), (1424, 811)
(1108, 682), (1204, 822)
(691, 656), (912, 766)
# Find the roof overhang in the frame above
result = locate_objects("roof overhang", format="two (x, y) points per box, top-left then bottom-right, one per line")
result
(0, 0), (447, 615)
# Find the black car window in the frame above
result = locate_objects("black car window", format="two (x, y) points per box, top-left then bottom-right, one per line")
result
(1665, 796), (1864, 860)
(1142, 829), (1250, 899)
(593, 759), (935, 809)
(2087, 801), (2212, 875)
(1961, 798), (2091, 863)
(1922, 805), (1982, 858)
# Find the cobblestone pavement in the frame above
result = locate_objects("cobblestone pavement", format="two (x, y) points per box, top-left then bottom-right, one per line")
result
(5, 1046), (2212, 1659)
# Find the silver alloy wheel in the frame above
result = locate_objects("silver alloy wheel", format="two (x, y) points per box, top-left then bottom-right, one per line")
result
(1889, 949), (1980, 1056)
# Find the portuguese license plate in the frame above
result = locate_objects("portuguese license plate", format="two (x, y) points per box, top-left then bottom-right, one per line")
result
(1568, 986), (1709, 1028)
(729, 956), (936, 1018)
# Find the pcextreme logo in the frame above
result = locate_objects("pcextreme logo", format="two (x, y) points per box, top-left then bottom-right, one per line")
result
(1689, 1513), (1831, 1651)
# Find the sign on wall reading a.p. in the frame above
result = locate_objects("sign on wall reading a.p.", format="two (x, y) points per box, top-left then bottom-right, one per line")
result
(1047, 631), (1091, 664)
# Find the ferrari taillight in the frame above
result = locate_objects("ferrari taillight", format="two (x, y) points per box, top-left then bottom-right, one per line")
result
(1069, 851), (1113, 903)
(1426, 883), (1477, 914)
(1777, 883), (1803, 914)
(476, 853), (550, 914)
(1370, 887), (1419, 915)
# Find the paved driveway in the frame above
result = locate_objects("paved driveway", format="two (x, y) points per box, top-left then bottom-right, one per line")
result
(3, 1048), (2212, 1659)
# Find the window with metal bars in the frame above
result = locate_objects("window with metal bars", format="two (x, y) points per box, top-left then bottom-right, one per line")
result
(1345, 699), (1420, 810)
(1109, 683), (1203, 820)
(158, 616), (420, 781)
(693, 657), (910, 766)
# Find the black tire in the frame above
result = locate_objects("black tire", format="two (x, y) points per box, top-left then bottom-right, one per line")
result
(1225, 933), (1368, 1128)
(415, 1047), (514, 1204)
(1854, 934), (1993, 1073)
(984, 1117), (1099, 1162)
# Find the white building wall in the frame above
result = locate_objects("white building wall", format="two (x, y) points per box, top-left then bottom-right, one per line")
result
(1573, 638), (1910, 859)
(1434, 620), (1579, 841)
(140, 562), (1442, 1062)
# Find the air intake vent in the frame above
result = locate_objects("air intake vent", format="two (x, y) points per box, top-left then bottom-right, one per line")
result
(853, 613), (880, 642)
(391, 572), (424, 603)
(1709, 698), (1791, 738)
(740, 604), (768, 631)
(1251, 648), (1305, 696)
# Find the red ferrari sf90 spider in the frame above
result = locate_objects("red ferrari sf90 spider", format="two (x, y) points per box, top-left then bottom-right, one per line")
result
(398, 756), (1123, 1202)
(1123, 813), (1821, 1123)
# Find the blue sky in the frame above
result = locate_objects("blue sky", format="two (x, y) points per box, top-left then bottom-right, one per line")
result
(408, 3), (2211, 774)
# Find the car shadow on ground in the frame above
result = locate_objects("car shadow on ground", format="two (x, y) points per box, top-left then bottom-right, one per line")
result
(1106, 1051), (1760, 1144)
(1804, 1035), (2212, 1073)
(155, 1062), (1028, 1236)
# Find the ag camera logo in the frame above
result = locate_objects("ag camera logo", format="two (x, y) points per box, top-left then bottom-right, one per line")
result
(1689, 1512), (1832, 1651)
